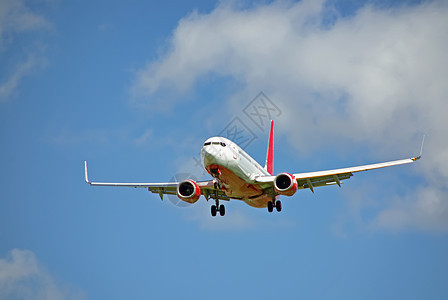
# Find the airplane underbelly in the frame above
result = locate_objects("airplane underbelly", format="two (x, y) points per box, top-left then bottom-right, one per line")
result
(205, 164), (266, 201)
(243, 196), (271, 208)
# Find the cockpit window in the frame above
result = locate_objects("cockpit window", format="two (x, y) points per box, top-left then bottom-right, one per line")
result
(204, 141), (226, 147)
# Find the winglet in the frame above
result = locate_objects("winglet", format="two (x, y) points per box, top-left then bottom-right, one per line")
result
(84, 161), (90, 184)
(264, 120), (274, 175)
(412, 134), (425, 161)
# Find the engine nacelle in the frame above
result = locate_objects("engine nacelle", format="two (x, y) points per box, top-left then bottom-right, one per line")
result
(274, 172), (298, 196)
(177, 180), (201, 204)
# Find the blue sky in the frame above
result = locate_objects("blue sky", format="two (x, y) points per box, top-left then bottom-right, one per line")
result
(1, 0), (448, 299)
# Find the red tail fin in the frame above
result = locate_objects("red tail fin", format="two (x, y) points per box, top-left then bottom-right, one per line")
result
(264, 120), (274, 175)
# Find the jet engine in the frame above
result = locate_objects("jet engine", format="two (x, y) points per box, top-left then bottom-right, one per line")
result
(177, 180), (201, 203)
(274, 173), (298, 196)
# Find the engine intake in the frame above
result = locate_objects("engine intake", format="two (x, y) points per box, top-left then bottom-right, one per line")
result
(274, 173), (298, 196)
(177, 180), (201, 203)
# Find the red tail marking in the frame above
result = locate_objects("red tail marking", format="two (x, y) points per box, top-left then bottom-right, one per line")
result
(265, 120), (274, 175)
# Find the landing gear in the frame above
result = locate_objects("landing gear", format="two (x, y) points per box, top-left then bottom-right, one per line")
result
(267, 199), (282, 213)
(275, 200), (282, 212)
(267, 201), (274, 212)
(219, 204), (225, 216)
(211, 200), (225, 217)
(213, 179), (224, 189)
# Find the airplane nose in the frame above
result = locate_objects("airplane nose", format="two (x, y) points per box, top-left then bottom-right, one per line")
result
(201, 145), (220, 166)
(201, 146), (213, 165)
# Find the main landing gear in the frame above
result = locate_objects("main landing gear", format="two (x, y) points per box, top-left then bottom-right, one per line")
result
(211, 199), (225, 217)
(267, 200), (282, 213)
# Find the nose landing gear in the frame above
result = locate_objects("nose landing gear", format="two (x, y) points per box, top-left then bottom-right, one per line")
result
(211, 200), (225, 217)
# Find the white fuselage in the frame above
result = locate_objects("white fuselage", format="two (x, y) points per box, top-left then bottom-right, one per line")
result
(200, 137), (273, 207)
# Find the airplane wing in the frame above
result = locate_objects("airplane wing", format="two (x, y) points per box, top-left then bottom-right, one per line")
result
(84, 161), (228, 200)
(255, 155), (421, 193)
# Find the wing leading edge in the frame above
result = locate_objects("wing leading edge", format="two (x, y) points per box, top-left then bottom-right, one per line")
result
(256, 155), (421, 193)
(84, 161), (222, 200)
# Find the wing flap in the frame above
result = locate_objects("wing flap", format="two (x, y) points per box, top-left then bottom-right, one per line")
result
(298, 173), (352, 190)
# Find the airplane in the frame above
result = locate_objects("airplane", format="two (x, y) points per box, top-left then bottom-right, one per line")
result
(84, 121), (423, 217)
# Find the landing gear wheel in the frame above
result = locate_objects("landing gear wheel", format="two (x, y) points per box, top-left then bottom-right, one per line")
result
(211, 205), (217, 217)
(275, 200), (282, 212)
(219, 204), (225, 216)
(267, 201), (274, 213)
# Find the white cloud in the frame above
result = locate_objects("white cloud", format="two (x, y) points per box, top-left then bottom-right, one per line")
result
(0, 249), (84, 300)
(0, 0), (50, 36)
(0, 52), (46, 100)
(134, 129), (153, 146)
(133, 0), (448, 233)
(371, 185), (448, 232)
(0, 0), (51, 102)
